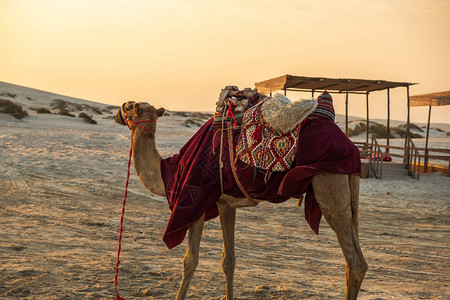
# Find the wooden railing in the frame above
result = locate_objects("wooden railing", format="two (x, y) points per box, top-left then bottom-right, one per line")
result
(369, 136), (383, 179)
(406, 136), (421, 179)
(372, 145), (449, 161)
(419, 148), (450, 172)
(353, 141), (370, 159)
(371, 144), (449, 176)
(353, 139), (449, 179)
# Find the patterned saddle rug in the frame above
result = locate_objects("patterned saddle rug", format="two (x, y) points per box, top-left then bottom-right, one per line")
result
(236, 95), (317, 172)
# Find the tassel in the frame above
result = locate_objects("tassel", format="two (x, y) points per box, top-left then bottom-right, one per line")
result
(251, 125), (262, 141)
(264, 170), (271, 183)
(227, 107), (238, 127)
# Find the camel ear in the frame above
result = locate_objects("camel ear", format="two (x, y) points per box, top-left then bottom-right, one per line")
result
(156, 107), (165, 118)
(133, 103), (142, 116)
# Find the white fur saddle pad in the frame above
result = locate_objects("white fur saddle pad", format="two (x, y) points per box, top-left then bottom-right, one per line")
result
(260, 94), (318, 134)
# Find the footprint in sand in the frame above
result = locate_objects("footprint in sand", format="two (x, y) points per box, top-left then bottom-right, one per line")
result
(0, 164), (29, 201)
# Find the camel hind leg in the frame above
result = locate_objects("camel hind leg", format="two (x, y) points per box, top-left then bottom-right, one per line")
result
(312, 172), (367, 300)
(349, 174), (360, 239)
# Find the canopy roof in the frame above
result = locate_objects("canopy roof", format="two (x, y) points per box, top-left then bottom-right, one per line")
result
(409, 91), (450, 107)
(255, 74), (416, 95)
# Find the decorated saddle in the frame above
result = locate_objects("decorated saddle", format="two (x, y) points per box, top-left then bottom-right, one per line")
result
(160, 88), (360, 249)
(236, 94), (317, 172)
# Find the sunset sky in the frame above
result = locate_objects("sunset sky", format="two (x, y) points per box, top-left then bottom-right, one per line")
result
(1, 0), (449, 123)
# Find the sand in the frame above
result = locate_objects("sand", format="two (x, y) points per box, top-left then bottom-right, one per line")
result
(1, 86), (449, 299)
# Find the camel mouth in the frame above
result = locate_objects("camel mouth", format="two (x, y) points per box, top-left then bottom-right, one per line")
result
(115, 103), (128, 126)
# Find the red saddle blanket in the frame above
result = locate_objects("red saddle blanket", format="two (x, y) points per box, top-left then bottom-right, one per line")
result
(160, 118), (361, 249)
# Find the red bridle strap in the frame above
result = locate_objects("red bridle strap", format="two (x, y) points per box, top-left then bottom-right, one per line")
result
(125, 118), (157, 132)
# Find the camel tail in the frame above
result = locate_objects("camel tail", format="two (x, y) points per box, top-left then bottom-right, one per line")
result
(349, 174), (360, 239)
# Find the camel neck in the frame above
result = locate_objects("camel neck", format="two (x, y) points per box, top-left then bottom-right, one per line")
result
(131, 130), (166, 197)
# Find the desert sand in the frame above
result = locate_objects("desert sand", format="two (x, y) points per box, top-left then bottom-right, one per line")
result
(1, 84), (449, 299)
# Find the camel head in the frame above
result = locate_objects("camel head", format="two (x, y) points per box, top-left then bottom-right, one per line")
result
(115, 101), (165, 132)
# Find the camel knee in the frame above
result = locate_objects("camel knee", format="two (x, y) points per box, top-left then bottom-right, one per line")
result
(353, 258), (368, 280)
(343, 237), (367, 279)
(347, 255), (368, 295)
(183, 254), (199, 275)
(349, 258), (367, 278)
(221, 252), (235, 275)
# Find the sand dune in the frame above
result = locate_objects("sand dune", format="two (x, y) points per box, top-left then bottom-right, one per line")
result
(1, 84), (449, 299)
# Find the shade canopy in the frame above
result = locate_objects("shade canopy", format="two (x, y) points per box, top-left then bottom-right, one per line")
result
(255, 74), (416, 95)
(409, 91), (450, 107)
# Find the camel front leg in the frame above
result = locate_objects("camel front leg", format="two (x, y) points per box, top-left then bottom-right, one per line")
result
(175, 214), (205, 300)
(217, 199), (236, 300)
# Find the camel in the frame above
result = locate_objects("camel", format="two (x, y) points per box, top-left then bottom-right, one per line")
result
(115, 101), (368, 300)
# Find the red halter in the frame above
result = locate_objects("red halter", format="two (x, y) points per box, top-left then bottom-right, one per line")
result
(126, 118), (157, 132)
(118, 103), (157, 132)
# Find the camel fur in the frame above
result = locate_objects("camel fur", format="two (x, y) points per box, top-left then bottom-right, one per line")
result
(115, 101), (368, 300)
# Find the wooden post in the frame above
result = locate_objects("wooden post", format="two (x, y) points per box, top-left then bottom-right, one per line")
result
(448, 155), (450, 177)
(345, 81), (349, 136)
(386, 88), (390, 153)
(312, 90), (315, 98)
(284, 88), (287, 96)
(424, 105), (432, 169)
(366, 92), (369, 144)
(405, 85), (410, 167)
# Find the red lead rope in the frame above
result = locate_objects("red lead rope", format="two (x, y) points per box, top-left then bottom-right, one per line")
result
(113, 136), (133, 300)
(113, 117), (157, 300)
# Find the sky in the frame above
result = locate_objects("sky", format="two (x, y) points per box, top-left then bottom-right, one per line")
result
(1, 0), (449, 123)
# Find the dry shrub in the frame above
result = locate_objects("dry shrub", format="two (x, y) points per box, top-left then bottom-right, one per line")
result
(347, 121), (423, 138)
(35, 107), (52, 114)
(78, 112), (97, 124)
(57, 108), (75, 117)
(182, 118), (203, 127)
(0, 99), (28, 119)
